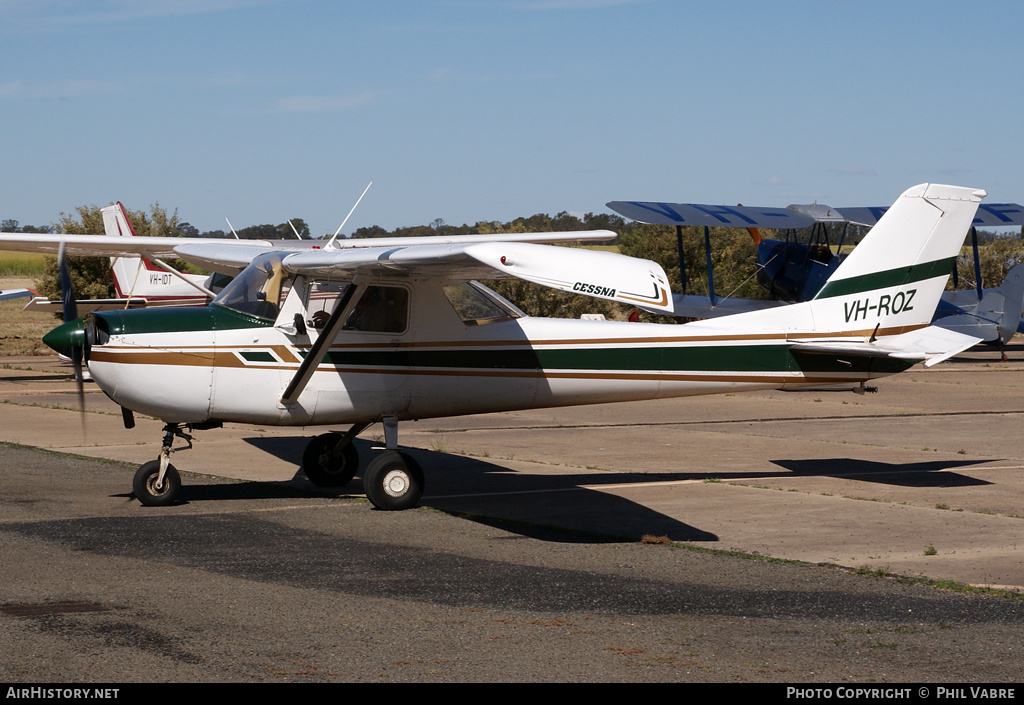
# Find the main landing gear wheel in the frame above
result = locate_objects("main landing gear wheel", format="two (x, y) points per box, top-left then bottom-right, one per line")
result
(133, 460), (181, 507)
(362, 451), (424, 511)
(303, 433), (359, 487)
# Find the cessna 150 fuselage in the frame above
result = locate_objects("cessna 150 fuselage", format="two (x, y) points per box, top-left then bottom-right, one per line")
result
(33, 183), (986, 511)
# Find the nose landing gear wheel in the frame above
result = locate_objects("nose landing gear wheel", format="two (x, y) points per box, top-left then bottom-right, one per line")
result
(303, 433), (359, 487)
(362, 451), (424, 511)
(133, 460), (181, 507)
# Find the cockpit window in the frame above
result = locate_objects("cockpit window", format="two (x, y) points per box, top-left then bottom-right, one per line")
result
(212, 254), (291, 321)
(443, 281), (524, 325)
(343, 285), (408, 333)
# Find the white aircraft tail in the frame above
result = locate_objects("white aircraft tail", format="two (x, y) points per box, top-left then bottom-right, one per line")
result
(102, 202), (150, 298)
(702, 184), (984, 364)
(100, 202), (213, 304)
(808, 183), (986, 336)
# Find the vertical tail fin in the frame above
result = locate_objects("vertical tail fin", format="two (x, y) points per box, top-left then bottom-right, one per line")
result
(809, 183), (984, 336)
(101, 202), (145, 298)
(700, 184), (984, 341)
(101, 202), (137, 238)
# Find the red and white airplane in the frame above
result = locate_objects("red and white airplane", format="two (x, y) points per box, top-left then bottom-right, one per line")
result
(21, 202), (229, 312)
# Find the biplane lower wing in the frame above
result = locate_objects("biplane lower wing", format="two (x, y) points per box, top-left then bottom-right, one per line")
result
(666, 293), (786, 318)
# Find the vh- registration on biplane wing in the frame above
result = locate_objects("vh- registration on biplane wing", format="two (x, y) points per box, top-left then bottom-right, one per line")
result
(24, 184), (982, 510)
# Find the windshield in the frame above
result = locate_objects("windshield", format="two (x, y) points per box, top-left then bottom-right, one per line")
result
(212, 253), (290, 321)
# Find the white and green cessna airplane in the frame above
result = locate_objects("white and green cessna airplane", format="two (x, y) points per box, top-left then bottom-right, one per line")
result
(8, 183), (985, 510)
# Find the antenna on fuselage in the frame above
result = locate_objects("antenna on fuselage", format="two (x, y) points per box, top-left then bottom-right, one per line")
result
(288, 220), (303, 239)
(326, 181), (372, 249)
(225, 218), (240, 239)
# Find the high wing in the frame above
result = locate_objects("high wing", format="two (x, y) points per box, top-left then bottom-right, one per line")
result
(0, 232), (271, 260)
(0, 225), (670, 311)
(0, 230), (616, 262)
(177, 235), (673, 312)
(0, 230), (618, 274)
(169, 230), (618, 274)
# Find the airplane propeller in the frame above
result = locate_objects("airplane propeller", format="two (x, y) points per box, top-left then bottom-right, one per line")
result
(42, 242), (86, 420)
(42, 243), (136, 429)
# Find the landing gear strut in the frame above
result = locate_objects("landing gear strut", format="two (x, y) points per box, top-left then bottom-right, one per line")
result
(302, 422), (369, 487)
(362, 416), (424, 511)
(363, 450), (424, 511)
(133, 423), (193, 507)
(303, 416), (425, 511)
(133, 459), (180, 507)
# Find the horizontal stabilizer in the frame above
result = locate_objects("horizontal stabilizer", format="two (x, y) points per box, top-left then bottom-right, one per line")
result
(0, 288), (36, 302)
(791, 326), (981, 367)
(23, 296), (154, 313)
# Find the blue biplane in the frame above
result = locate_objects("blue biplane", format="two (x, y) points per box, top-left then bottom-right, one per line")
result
(608, 199), (1024, 353)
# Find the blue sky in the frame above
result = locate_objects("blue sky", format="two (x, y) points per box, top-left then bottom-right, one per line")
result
(2, 0), (1022, 236)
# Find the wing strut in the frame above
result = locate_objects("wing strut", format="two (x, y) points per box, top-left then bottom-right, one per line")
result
(676, 226), (686, 294)
(970, 227), (983, 299)
(279, 283), (359, 406)
(703, 226), (716, 305)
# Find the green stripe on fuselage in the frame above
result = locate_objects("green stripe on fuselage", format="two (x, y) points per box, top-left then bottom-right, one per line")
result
(814, 257), (956, 300)
(317, 344), (914, 375)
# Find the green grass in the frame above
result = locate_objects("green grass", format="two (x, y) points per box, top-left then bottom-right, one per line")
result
(0, 269), (57, 356)
(0, 252), (47, 277)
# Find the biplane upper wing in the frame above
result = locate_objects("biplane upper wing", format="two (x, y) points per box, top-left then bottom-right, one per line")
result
(836, 203), (1024, 228)
(609, 200), (1024, 230)
(606, 201), (817, 229)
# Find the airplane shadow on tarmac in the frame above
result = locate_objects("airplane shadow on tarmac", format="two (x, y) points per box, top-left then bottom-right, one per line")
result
(162, 437), (996, 544)
(769, 458), (993, 487)
(230, 436), (718, 543)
